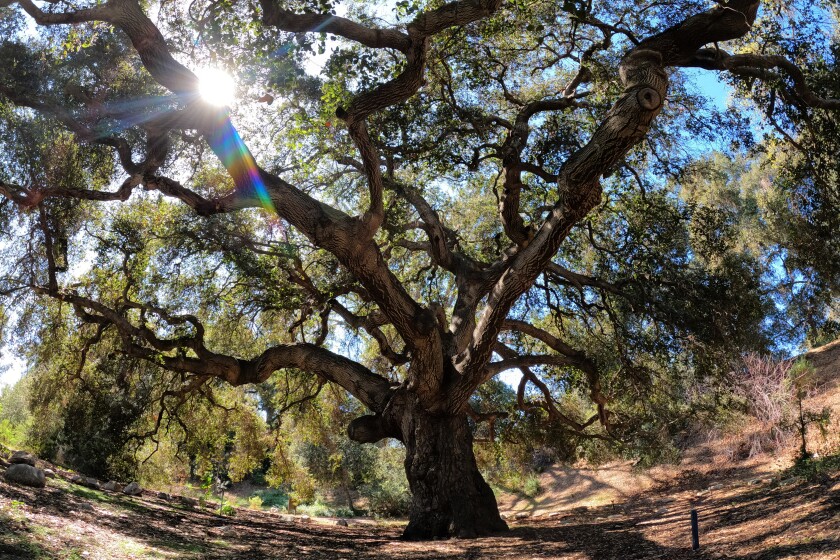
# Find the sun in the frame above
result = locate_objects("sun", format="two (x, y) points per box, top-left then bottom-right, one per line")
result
(196, 67), (236, 107)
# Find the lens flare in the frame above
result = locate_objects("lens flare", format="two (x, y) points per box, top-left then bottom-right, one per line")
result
(197, 68), (236, 107)
(206, 113), (277, 216)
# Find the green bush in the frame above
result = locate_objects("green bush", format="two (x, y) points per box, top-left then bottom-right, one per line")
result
(523, 475), (541, 498)
(361, 477), (411, 518)
(253, 488), (288, 509)
(297, 498), (336, 517)
(219, 502), (236, 516)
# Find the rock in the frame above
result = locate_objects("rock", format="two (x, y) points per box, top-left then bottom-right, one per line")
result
(69, 474), (101, 489)
(547, 512), (564, 518)
(10, 451), (37, 466)
(157, 492), (171, 501)
(179, 496), (198, 508)
(4, 464), (46, 488)
(708, 484), (724, 491)
(123, 481), (143, 496)
(83, 477), (101, 490)
(43, 469), (56, 479)
(102, 481), (122, 492)
(514, 512), (531, 520)
(499, 512), (511, 520)
(335, 518), (349, 527)
(299, 515), (311, 523)
(208, 526), (236, 538)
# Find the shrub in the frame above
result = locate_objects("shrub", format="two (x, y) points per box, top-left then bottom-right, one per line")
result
(523, 475), (541, 498)
(254, 488), (288, 509)
(361, 477), (411, 518)
(247, 495), (262, 510)
(731, 353), (795, 456)
(297, 498), (335, 517)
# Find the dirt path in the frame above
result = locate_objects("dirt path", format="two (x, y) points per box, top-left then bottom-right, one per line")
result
(2, 460), (839, 560)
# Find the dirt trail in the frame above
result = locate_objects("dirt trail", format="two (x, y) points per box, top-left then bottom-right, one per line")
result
(1, 341), (838, 559)
(2, 456), (839, 559)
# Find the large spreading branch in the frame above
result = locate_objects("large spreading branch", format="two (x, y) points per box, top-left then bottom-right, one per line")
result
(448, 1), (763, 410)
(5, 0), (840, 431)
(35, 288), (395, 413)
(687, 50), (840, 110)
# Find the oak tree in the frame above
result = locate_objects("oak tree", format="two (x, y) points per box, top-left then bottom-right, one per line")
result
(1, 0), (838, 539)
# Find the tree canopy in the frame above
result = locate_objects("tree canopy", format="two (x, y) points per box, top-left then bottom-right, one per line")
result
(1, 0), (839, 539)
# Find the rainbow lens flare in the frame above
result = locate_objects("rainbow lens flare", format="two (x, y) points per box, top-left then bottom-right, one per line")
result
(206, 112), (277, 215)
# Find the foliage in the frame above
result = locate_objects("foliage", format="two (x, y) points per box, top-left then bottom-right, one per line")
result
(728, 354), (831, 459)
(0, 0), (839, 535)
(0, 375), (31, 449)
(784, 452), (840, 484)
(251, 488), (288, 510)
(522, 476), (541, 498)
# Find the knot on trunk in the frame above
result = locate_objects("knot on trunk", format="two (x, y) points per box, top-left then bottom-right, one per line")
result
(348, 414), (397, 443)
(636, 87), (662, 110)
(619, 49), (663, 88)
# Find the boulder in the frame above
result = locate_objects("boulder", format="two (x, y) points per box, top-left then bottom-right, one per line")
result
(10, 451), (37, 466)
(179, 496), (198, 508)
(514, 512), (531, 520)
(157, 492), (172, 501)
(70, 475), (101, 490)
(335, 518), (349, 527)
(43, 469), (57, 479)
(101, 481), (119, 492)
(4, 464), (46, 488)
(123, 482), (143, 496)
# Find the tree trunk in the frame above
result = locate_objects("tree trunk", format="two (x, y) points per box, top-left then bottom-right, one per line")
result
(399, 406), (508, 540)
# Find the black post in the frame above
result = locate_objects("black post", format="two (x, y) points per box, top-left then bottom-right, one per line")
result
(690, 509), (700, 551)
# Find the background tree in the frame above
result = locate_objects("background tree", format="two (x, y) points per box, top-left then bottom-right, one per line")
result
(1, 0), (838, 539)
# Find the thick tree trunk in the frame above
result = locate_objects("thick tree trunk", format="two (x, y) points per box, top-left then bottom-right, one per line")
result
(399, 407), (508, 540)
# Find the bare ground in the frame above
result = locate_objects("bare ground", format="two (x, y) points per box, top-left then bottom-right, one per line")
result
(2, 341), (838, 559)
(1, 456), (839, 560)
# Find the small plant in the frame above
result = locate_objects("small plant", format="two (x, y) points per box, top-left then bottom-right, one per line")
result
(523, 475), (541, 498)
(247, 495), (262, 510)
(254, 488), (288, 509)
(785, 452), (840, 483)
(297, 498), (336, 518)
(219, 502), (236, 516)
(788, 359), (831, 461)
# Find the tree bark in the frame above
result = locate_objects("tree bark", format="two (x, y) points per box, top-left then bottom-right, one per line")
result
(398, 400), (508, 540)
(347, 391), (507, 539)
